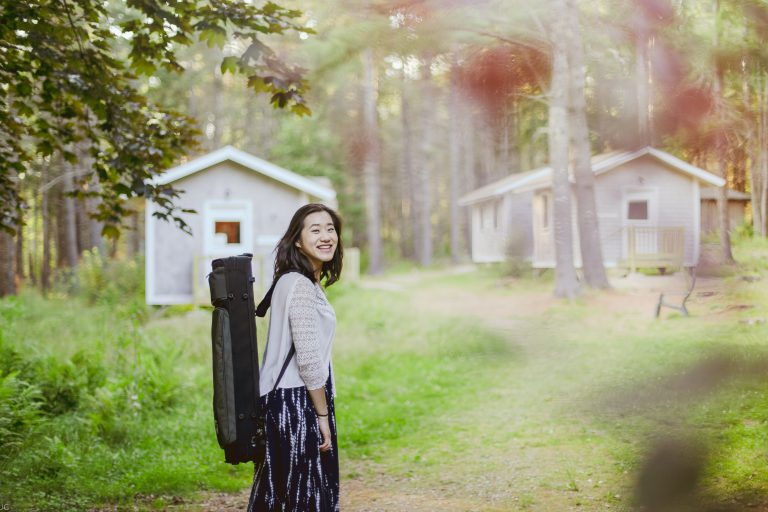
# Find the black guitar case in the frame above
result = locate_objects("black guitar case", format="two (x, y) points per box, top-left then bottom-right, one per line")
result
(208, 253), (264, 465)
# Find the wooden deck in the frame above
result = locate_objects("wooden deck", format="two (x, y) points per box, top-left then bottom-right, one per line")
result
(624, 226), (685, 272)
(532, 226), (686, 271)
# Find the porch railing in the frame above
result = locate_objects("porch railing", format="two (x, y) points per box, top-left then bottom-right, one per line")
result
(625, 226), (685, 272)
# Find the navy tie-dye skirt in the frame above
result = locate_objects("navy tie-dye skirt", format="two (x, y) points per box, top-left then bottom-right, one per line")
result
(247, 372), (339, 512)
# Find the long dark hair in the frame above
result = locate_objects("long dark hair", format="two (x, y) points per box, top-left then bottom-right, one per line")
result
(273, 203), (344, 287)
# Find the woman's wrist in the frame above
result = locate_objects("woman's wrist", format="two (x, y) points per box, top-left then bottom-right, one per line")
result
(315, 410), (329, 417)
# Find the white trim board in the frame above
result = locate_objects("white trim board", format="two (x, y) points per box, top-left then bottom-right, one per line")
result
(145, 199), (156, 305)
(149, 145), (336, 201)
(146, 293), (194, 305)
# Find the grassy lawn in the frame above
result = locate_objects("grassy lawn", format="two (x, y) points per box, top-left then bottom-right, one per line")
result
(1, 237), (767, 511)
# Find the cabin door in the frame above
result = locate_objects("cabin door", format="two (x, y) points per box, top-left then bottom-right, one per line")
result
(622, 189), (658, 260)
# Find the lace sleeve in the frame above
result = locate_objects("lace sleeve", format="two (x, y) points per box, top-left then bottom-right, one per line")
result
(288, 277), (327, 390)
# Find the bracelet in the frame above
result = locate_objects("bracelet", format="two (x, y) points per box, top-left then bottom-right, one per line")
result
(316, 411), (329, 417)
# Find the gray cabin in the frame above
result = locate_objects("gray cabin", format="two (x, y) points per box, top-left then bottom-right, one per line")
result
(145, 146), (336, 305)
(461, 147), (727, 271)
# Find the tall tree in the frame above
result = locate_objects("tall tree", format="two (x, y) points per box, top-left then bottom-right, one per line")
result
(448, 61), (462, 263)
(416, 56), (435, 266)
(549, 1), (581, 298)
(399, 72), (416, 260)
(0, 231), (14, 297)
(62, 161), (79, 268)
(361, 48), (384, 274)
(713, 0), (735, 263)
(566, 0), (610, 289)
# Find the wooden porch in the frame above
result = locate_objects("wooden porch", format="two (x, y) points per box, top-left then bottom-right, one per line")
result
(532, 226), (686, 271)
(624, 226), (685, 272)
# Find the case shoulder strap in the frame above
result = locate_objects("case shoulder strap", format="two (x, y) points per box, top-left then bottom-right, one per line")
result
(256, 270), (305, 392)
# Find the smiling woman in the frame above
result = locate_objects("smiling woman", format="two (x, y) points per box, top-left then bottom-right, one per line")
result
(248, 203), (344, 512)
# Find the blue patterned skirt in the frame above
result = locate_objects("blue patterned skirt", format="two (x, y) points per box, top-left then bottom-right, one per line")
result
(247, 373), (339, 512)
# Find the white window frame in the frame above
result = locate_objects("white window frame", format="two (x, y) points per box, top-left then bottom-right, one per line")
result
(203, 200), (253, 256)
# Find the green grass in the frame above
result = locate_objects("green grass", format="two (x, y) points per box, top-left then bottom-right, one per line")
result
(2, 237), (768, 511)
(0, 273), (515, 510)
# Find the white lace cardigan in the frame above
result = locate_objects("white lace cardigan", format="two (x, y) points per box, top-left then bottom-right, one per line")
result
(258, 272), (336, 396)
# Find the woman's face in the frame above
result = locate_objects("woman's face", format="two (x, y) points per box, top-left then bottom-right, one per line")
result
(296, 210), (338, 271)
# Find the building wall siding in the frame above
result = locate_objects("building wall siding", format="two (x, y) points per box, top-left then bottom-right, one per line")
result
(701, 200), (748, 233)
(471, 192), (533, 263)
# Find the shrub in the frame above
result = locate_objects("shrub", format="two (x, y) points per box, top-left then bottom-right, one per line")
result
(0, 371), (44, 459)
(733, 220), (755, 241)
(72, 250), (146, 309)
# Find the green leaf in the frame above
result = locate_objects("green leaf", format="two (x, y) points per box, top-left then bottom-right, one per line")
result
(291, 103), (312, 117)
(101, 225), (120, 239)
(220, 56), (239, 74)
(199, 28), (227, 48)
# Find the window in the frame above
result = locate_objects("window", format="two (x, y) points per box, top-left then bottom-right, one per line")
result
(541, 194), (550, 229)
(627, 200), (649, 220)
(215, 221), (241, 244)
(493, 201), (500, 230)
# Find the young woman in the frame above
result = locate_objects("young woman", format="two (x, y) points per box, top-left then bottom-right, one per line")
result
(248, 203), (342, 512)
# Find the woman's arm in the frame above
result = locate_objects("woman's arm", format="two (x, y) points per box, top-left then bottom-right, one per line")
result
(288, 278), (332, 452)
(307, 387), (331, 452)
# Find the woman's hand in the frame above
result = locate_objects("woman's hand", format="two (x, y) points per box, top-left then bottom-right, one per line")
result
(317, 416), (332, 452)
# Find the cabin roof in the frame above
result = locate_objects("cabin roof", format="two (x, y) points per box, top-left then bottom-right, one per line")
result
(149, 145), (336, 200)
(457, 168), (548, 206)
(459, 147), (725, 204)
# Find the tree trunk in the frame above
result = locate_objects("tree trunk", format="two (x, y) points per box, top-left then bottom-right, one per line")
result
(27, 172), (38, 287)
(75, 192), (88, 254)
(15, 212), (24, 282)
(761, 76), (768, 237)
(210, 49), (224, 150)
(480, 119), (496, 185)
(635, 25), (650, 146)
(74, 145), (93, 254)
(362, 48), (383, 274)
(748, 73), (763, 236)
(713, 0), (735, 263)
(244, 87), (258, 153)
(417, 56), (434, 266)
(463, 103), (477, 257)
(41, 165), (52, 293)
(87, 175), (105, 253)
(566, 0), (610, 289)
(448, 65), (461, 264)
(62, 162), (79, 268)
(0, 167), (18, 296)
(399, 73), (415, 260)
(0, 231), (15, 297)
(130, 206), (142, 257)
(550, 3), (581, 299)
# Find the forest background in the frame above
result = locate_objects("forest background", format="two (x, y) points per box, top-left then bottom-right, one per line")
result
(2, 0), (768, 294)
(3, 0), (768, 510)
